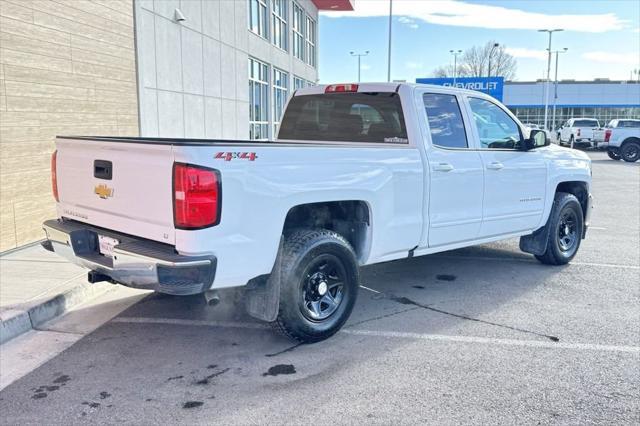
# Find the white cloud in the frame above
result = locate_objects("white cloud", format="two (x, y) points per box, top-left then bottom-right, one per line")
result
(398, 16), (419, 29)
(582, 51), (639, 65)
(404, 61), (423, 70)
(321, 0), (627, 33)
(505, 47), (548, 60)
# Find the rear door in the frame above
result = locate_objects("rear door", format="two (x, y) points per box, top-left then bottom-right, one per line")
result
(418, 90), (484, 248)
(464, 97), (547, 238)
(55, 138), (176, 245)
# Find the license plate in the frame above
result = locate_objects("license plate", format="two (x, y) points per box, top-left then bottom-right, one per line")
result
(98, 235), (119, 258)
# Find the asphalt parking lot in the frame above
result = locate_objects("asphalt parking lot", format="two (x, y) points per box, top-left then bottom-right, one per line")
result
(1, 151), (638, 425)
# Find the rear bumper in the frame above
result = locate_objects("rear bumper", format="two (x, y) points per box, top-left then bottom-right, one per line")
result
(42, 219), (216, 295)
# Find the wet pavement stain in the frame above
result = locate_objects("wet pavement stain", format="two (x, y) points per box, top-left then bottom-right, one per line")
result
(32, 393), (47, 399)
(194, 368), (230, 385)
(389, 295), (560, 342)
(263, 364), (296, 377)
(206, 364), (218, 369)
(53, 375), (71, 384)
(412, 285), (425, 289)
(99, 392), (111, 399)
(436, 274), (457, 281)
(166, 375), (183, 381)
(265, 343), (303, 357)
(82, 401), (100, 408)
(182, 401), (204, 409)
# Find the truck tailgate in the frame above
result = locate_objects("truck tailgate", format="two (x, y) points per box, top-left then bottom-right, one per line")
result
(55, 137), (176, 245)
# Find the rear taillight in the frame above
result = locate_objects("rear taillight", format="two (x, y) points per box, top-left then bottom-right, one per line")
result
(51, 150), (59, 202)
(325, 84), (359, 93)
(604, 129), (612, 142)
(173, 163), (221, 229)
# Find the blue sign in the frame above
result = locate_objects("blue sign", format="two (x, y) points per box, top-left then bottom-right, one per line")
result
(415, 77), (504, 101)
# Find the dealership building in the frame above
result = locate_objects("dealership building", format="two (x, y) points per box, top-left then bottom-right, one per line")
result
(0, 0), (354, 251)
(503, 79), (640, 131)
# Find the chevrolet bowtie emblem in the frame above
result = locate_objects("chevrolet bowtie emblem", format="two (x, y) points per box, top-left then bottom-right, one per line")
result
(94, 184), (114, 199)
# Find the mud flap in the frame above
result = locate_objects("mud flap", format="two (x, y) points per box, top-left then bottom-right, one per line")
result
(519, 223), (551, 256)
(244, 238), (283, 322)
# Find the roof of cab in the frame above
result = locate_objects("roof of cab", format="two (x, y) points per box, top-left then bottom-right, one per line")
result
(294, 82), (493, 98)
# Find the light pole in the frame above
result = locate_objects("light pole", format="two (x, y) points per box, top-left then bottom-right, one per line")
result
(539, 29), (563, 131)
(387, 0), (393, 82)
(487, 42), (499, 94)
(450, 49), (462, 86)
(350, 50), (370, 82)
(551, 47), (568, 134)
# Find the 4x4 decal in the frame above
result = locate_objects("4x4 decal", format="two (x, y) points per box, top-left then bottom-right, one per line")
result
(215, 152), (258, 161)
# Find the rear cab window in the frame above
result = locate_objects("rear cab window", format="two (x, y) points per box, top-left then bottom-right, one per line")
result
(574, 119), (599, 127)
(278, 92), (408, 143)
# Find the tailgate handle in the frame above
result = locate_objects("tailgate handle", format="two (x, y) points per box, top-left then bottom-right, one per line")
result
(94, 160), (112, 180)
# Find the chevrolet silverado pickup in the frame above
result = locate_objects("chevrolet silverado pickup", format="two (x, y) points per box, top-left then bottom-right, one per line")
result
(43, 83), (593, 342)
(558, 118), (600, 148)
(593, 119), (640, 162)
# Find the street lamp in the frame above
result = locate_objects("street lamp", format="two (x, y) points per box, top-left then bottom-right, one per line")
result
(350, 50), (370, 83)
(387, 0), (393, 82)
(450, 49), (462, 85)
(538, 29), (564, 131)
(487, 42), (500, 94)
(551, 47), (568, 135)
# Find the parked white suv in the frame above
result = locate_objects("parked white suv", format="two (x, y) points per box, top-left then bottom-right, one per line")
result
(594, 119), (640, 162)
(43, 83), (593, 342)
(558, 118), (601, 148)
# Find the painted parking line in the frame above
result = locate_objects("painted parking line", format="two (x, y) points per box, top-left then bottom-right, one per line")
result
(433, 254), (640, 270)
(111, 317), (640, 354)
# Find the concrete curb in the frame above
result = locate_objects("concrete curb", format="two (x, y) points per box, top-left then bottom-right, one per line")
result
(0, 281), (112, 345)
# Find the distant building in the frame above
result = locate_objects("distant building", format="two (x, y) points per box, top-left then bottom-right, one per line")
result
(503, 79), (640, 130)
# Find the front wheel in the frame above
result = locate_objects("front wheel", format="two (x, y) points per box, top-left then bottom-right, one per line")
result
(607, 149), (621, 160)
(621, 142), (640, 163)
(535, 192), (584, 265)
(272, 229), (359, 343)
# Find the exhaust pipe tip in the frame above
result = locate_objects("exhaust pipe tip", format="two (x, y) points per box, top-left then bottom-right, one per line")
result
(204, 290), (220, 307)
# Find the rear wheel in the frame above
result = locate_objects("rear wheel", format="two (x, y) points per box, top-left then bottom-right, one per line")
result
(569, 135), (575, 148)
(621, 142), (640, 163)
(535, 192), (584, 265)
(607, 149), (621, 160)
(272, 229), (359, 343)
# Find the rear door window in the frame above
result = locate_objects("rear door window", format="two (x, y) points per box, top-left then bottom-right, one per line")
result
(422, 93), (468, 149)
(278, 92), (408, 143)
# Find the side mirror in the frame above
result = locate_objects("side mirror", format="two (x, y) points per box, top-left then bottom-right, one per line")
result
(524, 129), (550, 150)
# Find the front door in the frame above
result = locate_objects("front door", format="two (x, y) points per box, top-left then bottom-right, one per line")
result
(419, 91), (484, 248)
(465, 96), (547, 238)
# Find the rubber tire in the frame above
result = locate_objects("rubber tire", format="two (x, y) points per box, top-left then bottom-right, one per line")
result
(272, 229), (359, 343)
(620, 142), (640, 163)
(569, 135), (574, 148)
(535, 192), (584, 266)
(607, 149), (621, 161)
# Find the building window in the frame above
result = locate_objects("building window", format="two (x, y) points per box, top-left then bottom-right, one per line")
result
(293, 76), (305, 90)
(249, 58), (269, 140)
(249, 0), (268, 39)
(271, 0), (288, 51)
(305, 16), (316, 67)
(272, 68), (289, 136)
(292, 2), (305, 61)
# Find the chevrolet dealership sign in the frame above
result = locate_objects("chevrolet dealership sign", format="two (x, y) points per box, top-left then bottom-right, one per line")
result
(416, 77), (504, 101)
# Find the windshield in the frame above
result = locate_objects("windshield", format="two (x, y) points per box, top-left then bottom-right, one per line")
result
(278, 92), (408, 143)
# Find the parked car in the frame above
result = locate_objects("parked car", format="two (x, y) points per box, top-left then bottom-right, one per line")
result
(42, 83), (593, 342)
(593, 119), (640, 162)
(557, 118), (601, 148)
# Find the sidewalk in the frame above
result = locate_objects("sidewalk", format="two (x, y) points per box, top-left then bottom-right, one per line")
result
(0, 244), (112, 344)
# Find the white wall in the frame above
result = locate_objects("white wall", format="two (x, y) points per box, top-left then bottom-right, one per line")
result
(504, 81), (640, 107)
(134, 0), (318, 139)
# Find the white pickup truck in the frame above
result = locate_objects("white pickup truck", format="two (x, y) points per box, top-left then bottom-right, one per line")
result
(558, 118), (601, 148)
(43, 83), (593, 342)
(593, 119), (640, 162)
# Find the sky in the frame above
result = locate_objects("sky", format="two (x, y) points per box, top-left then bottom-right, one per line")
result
(318, 0), (640, 83)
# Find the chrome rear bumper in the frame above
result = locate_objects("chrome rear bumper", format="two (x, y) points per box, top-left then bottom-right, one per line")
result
(42, 219), (216, 295)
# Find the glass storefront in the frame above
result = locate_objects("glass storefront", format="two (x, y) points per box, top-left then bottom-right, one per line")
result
(508, 106), (640, 131)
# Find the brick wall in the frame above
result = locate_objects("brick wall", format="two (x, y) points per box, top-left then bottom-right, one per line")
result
(0, 0), (139, 251)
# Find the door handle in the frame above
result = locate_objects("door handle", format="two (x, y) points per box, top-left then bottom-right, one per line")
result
(486, 161), (504, 170)
(432, 162), (454, 172)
